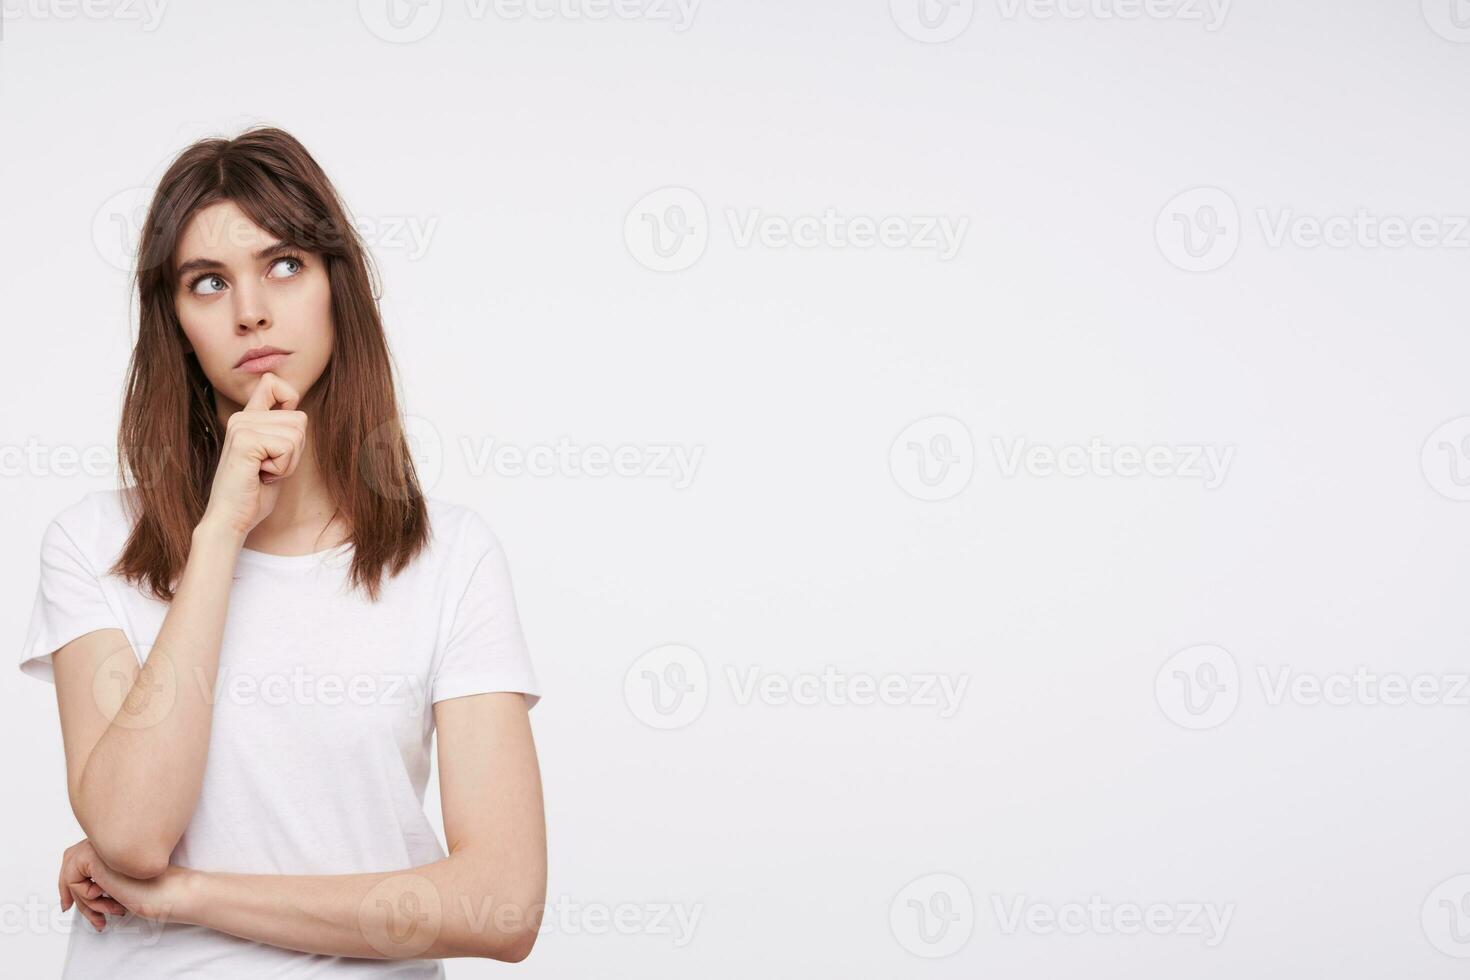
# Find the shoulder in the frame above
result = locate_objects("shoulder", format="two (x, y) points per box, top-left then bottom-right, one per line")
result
(47, 486), (130, 530)
(424, 496), (510, 562)
(40, 487), (134, 568)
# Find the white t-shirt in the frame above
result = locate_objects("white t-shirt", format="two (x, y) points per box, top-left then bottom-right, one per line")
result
(19, 488), (542, 979)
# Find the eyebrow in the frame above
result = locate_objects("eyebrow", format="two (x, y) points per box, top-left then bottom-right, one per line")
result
(175, 241), (299, 283)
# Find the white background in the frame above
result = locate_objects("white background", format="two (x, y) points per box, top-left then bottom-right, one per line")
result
(4, 0), (1470, 976)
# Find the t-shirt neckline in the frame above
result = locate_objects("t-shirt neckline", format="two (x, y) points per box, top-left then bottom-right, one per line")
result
(235, 541), (354, 569)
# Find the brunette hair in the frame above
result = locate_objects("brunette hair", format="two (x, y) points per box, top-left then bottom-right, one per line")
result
(111, 126), (429, 601)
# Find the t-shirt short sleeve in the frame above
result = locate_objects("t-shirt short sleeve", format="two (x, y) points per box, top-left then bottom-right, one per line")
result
(430, 515), (541, 708)
(20, 516), (124, 684)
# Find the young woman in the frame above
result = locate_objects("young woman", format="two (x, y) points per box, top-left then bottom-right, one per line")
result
(19, 127), (547, 977)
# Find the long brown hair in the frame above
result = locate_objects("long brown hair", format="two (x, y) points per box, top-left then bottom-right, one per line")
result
(111, 127), (429, 602)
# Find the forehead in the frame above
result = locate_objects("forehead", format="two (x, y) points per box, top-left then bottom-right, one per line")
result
(175, 200), (276, 258)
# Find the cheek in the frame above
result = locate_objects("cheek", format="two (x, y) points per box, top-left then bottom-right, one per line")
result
(289, 275), (334, 353)
(176, 304), (229, 366)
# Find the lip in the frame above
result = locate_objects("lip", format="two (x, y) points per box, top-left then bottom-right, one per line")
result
(236, 347), (291, 373)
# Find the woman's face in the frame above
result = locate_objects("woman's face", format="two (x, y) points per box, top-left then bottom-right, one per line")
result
(172, 200), (334, 415)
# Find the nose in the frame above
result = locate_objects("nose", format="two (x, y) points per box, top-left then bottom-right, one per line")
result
(234, 282), (270, 333)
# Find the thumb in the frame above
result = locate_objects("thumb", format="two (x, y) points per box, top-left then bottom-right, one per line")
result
(74, 848), (103, 885)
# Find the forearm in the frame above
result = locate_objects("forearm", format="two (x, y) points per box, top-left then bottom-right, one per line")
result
(174, 849), (544, 962)
(74, 520), (242, 872)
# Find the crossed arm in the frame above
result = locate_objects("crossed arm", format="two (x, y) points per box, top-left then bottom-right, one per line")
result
(58, 677), (546, 962)
(67, 690), (545, 961)
(51, 531), (549, 963)
(50, 525), (546, 963)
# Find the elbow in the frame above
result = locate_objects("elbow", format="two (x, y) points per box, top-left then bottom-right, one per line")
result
(465, 887), (543, 963)
(454, 851), (545, 962)
(465, 898), (540, 963)
(85, 831), (174, 880)
(503, 924), (540, 963)
(99, 843), (172, 880)
(479, 924), (539, 963)
(72, 793), (178, 879)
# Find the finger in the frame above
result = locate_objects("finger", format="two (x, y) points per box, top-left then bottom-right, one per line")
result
(235, 410), (308, 433)
(244, 372), (301, 412)
(69, 884), (105, 931)
(59, 853), (90, 911)
(224, 416), (306, 464)
(231, 420), (307, 447)
(79, 892), (120, 914)
(243, 373), (281, 412)
(262, 444), (298, 479)
(273, 430), (306, 479)
(225, 407), (305, 434)
(273, 375), (303, 411)
(234, 430), (297, 473)
(84, 895), (127, 917)
(281, 437), (305, 478)
(73, 851), (106, 893)
(257, 442), (298, 481)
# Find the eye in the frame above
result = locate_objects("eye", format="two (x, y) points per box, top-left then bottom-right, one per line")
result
(191, 274), (227, 296)
(269, 256), (304, 278)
